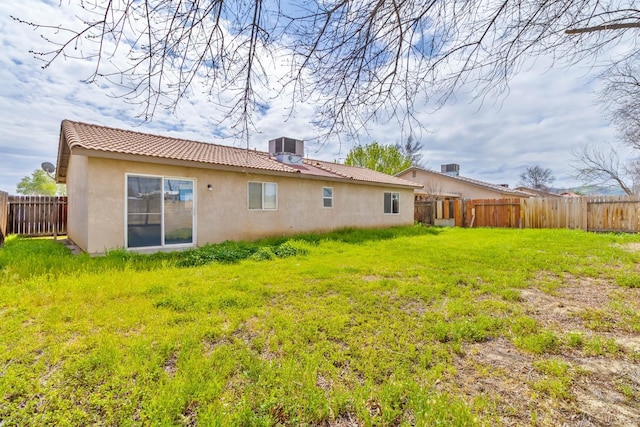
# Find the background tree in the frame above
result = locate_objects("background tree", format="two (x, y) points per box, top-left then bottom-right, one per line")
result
(345, 142), (412, 176)
(519, 165), (555, 190)
(16, 169), (65, 196)
(600, 63), (640, 149)
(571, 63), (640, 196)
(14, 1), (640, 138)
(571, 143), (637, 195)
(395, 135), (424, 167)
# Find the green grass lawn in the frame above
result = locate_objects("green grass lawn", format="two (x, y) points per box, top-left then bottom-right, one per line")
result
(1, 227), (640, 426)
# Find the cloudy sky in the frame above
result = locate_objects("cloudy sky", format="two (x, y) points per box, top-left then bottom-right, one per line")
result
(0, 1), (621, 194)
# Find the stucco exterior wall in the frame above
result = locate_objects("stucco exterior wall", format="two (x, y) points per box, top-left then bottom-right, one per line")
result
(65, 154), (89, 251)
(77, 156), (414, 254)
(397, 170), (513, 199)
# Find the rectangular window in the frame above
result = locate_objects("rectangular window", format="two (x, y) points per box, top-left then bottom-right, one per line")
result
(126, 175), (195, 249)
(384, 192), (400, 214)
(323, 187), (333, 208)
(248, 182), (277, 210)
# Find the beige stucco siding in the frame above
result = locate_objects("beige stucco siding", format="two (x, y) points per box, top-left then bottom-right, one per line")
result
(65, 154), (89, 251)
(72, 156), (413, 254)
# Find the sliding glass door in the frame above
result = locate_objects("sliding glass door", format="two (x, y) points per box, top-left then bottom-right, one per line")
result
(163, 179), (194, 245)
(126, 175), (194, 249)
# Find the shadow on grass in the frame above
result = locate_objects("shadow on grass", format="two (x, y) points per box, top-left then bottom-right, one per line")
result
(0, 225), (443, 281)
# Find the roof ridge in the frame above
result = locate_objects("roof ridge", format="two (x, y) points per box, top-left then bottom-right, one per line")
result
(63, 119), (273, 156)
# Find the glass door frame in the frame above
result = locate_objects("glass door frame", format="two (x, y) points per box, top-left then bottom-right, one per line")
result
(125, 173), (197, 250)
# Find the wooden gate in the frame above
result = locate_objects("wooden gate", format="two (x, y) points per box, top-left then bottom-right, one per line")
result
(414, 199), (465, 226)
(415, 200), (435, 225)
(464, 198), (521, 228)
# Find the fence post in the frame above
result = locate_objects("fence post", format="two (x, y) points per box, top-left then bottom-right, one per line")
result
(582, 197), (588, 231)
(0, 191), (8, 246)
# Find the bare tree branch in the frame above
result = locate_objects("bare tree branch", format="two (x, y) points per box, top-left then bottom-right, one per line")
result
(13, 0), (640, 139)
(571, 143), (635, 195)
(566, 21), (640, 34)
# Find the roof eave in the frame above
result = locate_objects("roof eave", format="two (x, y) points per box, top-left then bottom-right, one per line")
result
(69, 147), (421, 189)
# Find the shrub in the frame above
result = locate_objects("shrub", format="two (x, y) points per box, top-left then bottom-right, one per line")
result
(250, 247), (275, 261)
(273, 241), (308, 258)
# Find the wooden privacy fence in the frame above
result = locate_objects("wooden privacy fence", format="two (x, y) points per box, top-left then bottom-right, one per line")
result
(522, 196), (640, 232)
(416, 195), (640, 232)
(6, 195), (68, 237)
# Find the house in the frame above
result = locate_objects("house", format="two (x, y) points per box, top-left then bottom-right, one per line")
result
(396, 165), (532, 200)
(558, 191), (581, 197)
(514, 186), (563, 198)
(55, 120), (421, 254)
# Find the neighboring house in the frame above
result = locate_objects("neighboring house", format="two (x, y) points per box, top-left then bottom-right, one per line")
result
(56, 120), (421, 254)
(514, 186), (563, 198)
(396, 165), (531, 200)
(559, 191), (581, 197)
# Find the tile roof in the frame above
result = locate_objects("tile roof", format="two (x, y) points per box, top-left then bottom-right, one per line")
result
(57, 120), (421, 188)
(397, 167), (532, 197)
(514, 186), (563, 197)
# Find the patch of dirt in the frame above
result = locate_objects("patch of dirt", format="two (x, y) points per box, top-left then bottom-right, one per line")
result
(202, 336), (230, 356)
(452, 338), (640, 426)
(315, 413), (362, 426)
(451, 338), (541, 426)
(449, 276), (640, 426)
(316, 372), (333, 392)
(620, 242), (640, 253)
(163, 351), (178, 376)
(522, 276), (640, 353)
(180, 400), (198, 427)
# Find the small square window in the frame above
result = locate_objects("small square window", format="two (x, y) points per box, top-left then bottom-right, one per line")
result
(384, 192), (400, 214)
(323, 187), (333, 208)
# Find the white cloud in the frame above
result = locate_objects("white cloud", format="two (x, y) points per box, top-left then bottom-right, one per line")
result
(0, 0), (620, 194)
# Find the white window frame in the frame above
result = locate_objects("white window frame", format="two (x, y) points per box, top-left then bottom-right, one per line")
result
(247, 181), (278, 211)
(323, 187), (333, 208)
(384, 191), (400, 214)
(124, 173), (197, 250)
